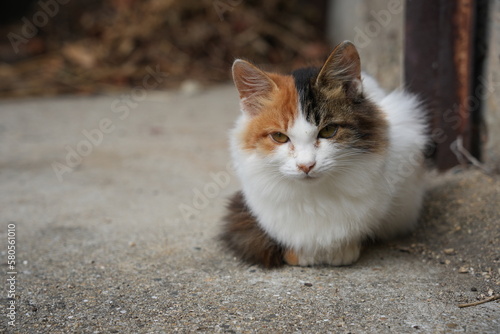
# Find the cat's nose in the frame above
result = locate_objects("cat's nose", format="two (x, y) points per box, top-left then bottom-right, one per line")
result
(297, 162), (316, 174)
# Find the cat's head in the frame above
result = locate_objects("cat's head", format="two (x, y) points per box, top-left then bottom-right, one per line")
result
(231, 41), (388, 181)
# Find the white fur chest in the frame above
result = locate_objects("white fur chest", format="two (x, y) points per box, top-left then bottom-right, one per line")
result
(234, 149), (392, 254)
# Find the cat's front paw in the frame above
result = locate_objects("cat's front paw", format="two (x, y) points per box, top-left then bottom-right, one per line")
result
(283, 249), (299, 266)
(329, 242), (361, 266)
(284, 242), (361, 267)
(284, 249), (316, 266)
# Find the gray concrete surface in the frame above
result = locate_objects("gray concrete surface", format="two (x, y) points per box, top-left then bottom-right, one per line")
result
(1, 85), (499, 333)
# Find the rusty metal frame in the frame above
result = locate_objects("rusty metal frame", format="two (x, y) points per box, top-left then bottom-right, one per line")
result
(404, 0), (485, 170)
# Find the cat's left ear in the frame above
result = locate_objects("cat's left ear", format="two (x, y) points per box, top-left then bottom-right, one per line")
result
(232, 59), (278, 116)
(315, 41), (362, 99)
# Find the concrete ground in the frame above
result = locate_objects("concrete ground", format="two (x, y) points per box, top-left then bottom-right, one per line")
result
(0, 85), (499, 333)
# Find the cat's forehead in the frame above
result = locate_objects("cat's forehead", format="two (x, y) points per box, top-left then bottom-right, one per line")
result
(256, 69), (319, 130)
(255, 68), (327, 132)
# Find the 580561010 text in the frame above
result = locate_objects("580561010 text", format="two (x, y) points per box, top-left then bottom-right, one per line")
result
(6, 223), (17, 327)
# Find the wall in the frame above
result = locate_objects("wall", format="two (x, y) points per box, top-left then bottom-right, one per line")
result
(327, 0), (404, 91)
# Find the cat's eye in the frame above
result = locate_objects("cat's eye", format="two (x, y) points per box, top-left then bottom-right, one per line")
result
(318, 125), (339, 139)
(270, 132), (289, 144)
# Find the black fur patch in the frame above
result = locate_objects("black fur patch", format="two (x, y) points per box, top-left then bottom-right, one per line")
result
(291, 67), (321, 125)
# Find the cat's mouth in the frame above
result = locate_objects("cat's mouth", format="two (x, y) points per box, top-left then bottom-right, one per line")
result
(282, 170), (322, 182)
(298, 174), (320, 182)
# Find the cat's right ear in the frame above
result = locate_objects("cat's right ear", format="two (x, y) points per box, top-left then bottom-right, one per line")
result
(315, 41), (362, 100)
(232, 59), (277, 116)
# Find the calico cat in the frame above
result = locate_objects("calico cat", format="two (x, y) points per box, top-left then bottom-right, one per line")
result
(220, 41), (428, 268)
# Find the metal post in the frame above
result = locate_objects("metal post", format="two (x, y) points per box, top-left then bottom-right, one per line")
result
(404, 0), (482, 170)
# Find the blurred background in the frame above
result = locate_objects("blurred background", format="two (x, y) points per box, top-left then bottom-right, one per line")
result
(0, 0), (332, 97)
(0, 0), (408, 96)
(0, 0), (499, 167)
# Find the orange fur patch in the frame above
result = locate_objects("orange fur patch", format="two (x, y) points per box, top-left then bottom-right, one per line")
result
(241, 74), (298, 154)
(283, 249), (299, 266)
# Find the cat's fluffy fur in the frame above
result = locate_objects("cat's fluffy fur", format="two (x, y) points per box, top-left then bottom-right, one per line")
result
(220, 41), (428, 268)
